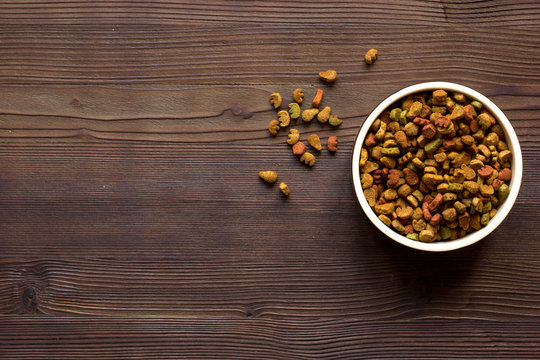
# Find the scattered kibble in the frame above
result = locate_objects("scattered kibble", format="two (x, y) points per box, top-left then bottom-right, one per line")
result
(277, 110), (290, 127)
(293, 88), (304, 104)
(269, 93), (282, 109)
(268, 120), (280, 136)
(259, 171), (278, 183)
(287, 129), (300, 145)
(312, 89), (324, 108)
(327, 136), (338, 152)
(307, 134), (322, 151)
(365, 48), (378, 65)
(300, 152), (316, 167)
(280, 182), (290, 196)
(319, 70), (337, 83)
(360, 89), (512, 242)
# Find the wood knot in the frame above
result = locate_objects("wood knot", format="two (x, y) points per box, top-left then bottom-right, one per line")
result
(230, 104), (252, 119)
(22, 287), (38, 309)
(70, 97), (82, 107)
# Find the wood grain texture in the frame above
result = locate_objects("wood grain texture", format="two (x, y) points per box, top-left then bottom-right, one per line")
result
(0, 0), (539, 26)
(1, 317), (539, 360)
(1, 0), (540, 358)
(0, 25), (539, 85)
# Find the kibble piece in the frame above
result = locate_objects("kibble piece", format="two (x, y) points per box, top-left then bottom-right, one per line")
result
(287, 129), (300, 145)
(292, 141), (307, 156)
(277, 110), (290, 127)
(268, 120), (280, 136)
(307, 134), (322, 151)
(259, 171), (278, 183)
(312, 89), (324, 108)
(360, 148), (368, 167)
(317, 106), (331, 123)
(365, 48), (378, 64)
(361, 173), (373, 189)
(293, 88), (304, 104)
(374, 202), (394, 215)
(288, 103), (301, 120)
(419, 229), (435, 242)
(329, 115), (343, 127)
(300, 152), (316, 167)
(319, 70), (337, 83)
(407, 101), (424, 119)
(378, 214), (392, 227)
(424, 138), (442, 154)
(269, 93), (282, 109)
(364, 187), (377, 207)
(442, 208), (457, 222)
(432, 90), (448, 106)
(279, 182), (290, 196)
(327, 136), (339, 152)
(302, 108), (319, 122)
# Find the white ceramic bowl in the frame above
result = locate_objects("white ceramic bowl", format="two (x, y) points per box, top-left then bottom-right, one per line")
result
(352, 82), (523, 251)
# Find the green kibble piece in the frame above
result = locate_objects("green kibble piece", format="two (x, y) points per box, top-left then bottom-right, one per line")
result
(424, 138), (443, 153)
(482, 201), (492, 213)
(288, 103), (301, 119)
(390, 108), (402, 122)
(399, 110), (408, 125)
(406, 162), (417, 172)
(470, 100), (483, 112)
(448, 182), (464, 192)
(412, 190), (424, 202)
(462, 198), (472, 208)
(498, 183), (510, 203)
(440, 226), (451, 240)
(391, 219), (405, 233)
(381, 147), (400, 157)
(481, 212), (490, 226)
(454, 201), (467, 214)
(378, 214), (392, 227)
(406, 233), (419, 241)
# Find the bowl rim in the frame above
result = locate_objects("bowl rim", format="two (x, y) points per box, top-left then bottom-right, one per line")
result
(351, 81), (523, 252)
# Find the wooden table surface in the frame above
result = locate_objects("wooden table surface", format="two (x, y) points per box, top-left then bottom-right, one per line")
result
(0, 1), (539, 359)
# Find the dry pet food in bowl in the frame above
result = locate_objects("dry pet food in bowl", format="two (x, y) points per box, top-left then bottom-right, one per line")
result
(351, 82), (522, 251)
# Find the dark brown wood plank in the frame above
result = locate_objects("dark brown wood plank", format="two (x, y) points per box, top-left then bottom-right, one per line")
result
(0, 25), (538, 85)
(1, 255), (540, 319)
(0, 0), (538, 26)
(0, 316), (539, 359)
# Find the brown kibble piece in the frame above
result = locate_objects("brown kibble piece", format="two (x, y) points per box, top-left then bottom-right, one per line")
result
(498, 168), (512, 181)
(312, 89), (323, 108)
(259, 170), (278, 183)
(422, 124), (437, 139)
(386, 169), (400, 188)
(459, 212), (471, 231)
(403, 168), (419, 186)
(394, 131), (408, 149)
(365, 133), (378, 147)
(435, 116), (451, 128)
(428, 193), (443, 212)
(374, 202), (394, 215)
(327, 136), (339, 152)
(407, 101), (424, 119)
(413, 117), (430, 127)
(268, 120), (280, 136)
(477, 165), (494, 179)
(292, 141), (307, 156)
(300, 152), (316, 167)
(307, 134), (322, 151)
(463, 104), (475, 122)
(319, 70), (337, 83)
(365, 48), (378, 64)
(293, 88), (304, 104)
